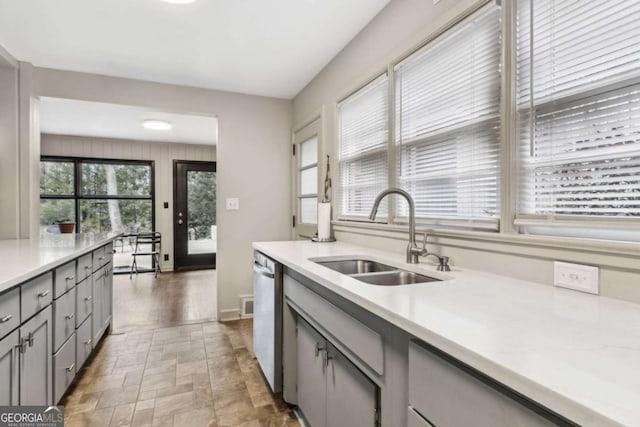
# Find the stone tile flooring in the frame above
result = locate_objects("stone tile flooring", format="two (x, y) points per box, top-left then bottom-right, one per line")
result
(61, 320), (300, 427)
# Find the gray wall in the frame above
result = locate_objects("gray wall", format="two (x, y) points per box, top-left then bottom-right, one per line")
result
(292, 0), (640, 304)
(34, 68), (292, 319)
(41, 134), (216, 272)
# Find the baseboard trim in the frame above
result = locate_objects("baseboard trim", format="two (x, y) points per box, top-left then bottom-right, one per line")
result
(218, 308), (241, 322)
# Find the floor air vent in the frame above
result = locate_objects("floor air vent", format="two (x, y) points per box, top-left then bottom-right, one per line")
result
(241, 295), (254, 318)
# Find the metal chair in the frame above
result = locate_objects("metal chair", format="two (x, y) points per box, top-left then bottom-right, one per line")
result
(129, 232), (162, 278)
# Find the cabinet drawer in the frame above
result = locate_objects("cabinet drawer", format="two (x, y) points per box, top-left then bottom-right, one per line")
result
(409, 341), (556, 427)
(76, 317), (92, 369)
(76, 253), (93, 283)
(92, 247), (106, 272)
(54, 261), (76, 299)
(21, 273), (53, 321)
(53, 334), (76, 404)
(284, 274), (384, 375)
(0, 288), (20, 340)
(53, 288), (76, 352)
(103, 243), (113, 266)
(75, 277), (93, 327)
(408, 406), (434, 427)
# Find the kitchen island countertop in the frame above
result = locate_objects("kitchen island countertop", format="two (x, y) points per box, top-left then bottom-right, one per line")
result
(0, 233), (119, 294)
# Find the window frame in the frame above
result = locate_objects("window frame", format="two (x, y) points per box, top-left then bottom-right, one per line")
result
(40, 156), (156, 234)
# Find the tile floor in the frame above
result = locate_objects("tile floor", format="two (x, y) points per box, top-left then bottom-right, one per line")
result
(61, 320), (300, 427)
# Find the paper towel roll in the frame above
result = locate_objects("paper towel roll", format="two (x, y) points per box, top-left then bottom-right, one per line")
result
(318, 203), (331, 240)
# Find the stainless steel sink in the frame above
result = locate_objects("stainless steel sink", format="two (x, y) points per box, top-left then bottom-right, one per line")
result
(352, 270), (440, 286)
(314, 258), (441, 286)
(315, 259), (396, 275)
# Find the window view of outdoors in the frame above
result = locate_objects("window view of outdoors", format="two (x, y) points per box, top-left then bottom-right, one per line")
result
(187, 170), (216, 254)
(39, 159), (153, 234)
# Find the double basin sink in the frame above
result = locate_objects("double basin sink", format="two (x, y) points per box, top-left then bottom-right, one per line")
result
(314, 258), (441, 286)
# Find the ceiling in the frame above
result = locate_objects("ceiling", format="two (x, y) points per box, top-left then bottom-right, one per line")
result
(0, 0), (389, 99)
(40, 97), (218, 145)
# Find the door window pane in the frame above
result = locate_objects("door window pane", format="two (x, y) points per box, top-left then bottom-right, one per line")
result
(40, 161), (74, 195)
(40, 199), (75, 234)
(80, 199), (152, 233)
(82, 163), (151, 196)
(187, 170), (216, 255)
(300, 167), (318, 196)
(300, 136), (318, 168)
(300, 197), (318, 224)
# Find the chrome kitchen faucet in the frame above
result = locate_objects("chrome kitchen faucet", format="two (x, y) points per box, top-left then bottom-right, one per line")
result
(369, 188), (450, 271)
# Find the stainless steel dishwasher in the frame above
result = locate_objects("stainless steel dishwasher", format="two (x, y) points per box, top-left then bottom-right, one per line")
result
(252, 250), (283, 393)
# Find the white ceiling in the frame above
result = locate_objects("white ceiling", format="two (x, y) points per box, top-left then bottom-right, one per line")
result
(0, 0), (389, 99)
(40, 97), (218, 145)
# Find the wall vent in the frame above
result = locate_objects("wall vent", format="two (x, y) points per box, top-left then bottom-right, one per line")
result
(240, 295), (254, 318)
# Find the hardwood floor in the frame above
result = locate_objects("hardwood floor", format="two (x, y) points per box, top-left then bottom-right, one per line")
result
(62, 271), (299, 426)
(113, 270), (218, 333)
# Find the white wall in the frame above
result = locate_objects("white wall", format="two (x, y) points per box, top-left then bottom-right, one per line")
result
(41, 134), (216, 271)
(292, 0), (640, 304)
(0, 48), (20, 238)
(34, 67), (292, 319)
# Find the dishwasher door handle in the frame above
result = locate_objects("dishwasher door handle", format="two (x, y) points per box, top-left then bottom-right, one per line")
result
(253, 262), (275, 279)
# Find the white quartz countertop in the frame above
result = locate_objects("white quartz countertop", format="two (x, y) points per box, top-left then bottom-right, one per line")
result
(0, 233), (118, 294)
(253, 240), (640, 426)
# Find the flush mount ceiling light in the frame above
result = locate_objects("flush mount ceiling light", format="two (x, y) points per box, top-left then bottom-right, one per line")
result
(143, 119), (172, 131)
(161, 0), (198, 4)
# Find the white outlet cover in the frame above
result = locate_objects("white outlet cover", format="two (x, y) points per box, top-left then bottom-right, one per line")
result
(553, 261), (599, 295)
(226, 198), (239, 210)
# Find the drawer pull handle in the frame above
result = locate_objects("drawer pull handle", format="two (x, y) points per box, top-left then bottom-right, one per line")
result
(85, 339), (92, 346)
(66, 363), (75, 372)
(26, 332), (34, 347)
(65, 313), (75, 320)
(65, 276), (75, 281)
(85, 296), (92, 302)
(98, 256), (105, 260)
(0, 314), (13, 323)
(85, 265), (92, 270)
(37, 290), (50, 298)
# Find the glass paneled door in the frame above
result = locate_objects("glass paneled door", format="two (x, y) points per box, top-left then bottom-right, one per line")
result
(293, 118), (321, 239)
(174, 161), (216, 270)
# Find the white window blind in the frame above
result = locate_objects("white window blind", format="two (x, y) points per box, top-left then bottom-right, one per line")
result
(516, 0), (640, 231)
(337, 75), (389, 218)
(394, 4), (501, 230)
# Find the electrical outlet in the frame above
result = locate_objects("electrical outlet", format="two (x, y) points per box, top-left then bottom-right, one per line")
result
(164, 254), (169, 261)
(226, 198), (239, 210)
(553, 261), (599, 294)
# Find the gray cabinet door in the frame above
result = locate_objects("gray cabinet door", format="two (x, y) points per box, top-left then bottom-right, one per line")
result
(20, 306), (52, 405)
(297, 318), (327, 427)
(102, 263), (113, 330)
(326, 342), (377, 427)
(92, 270), (103, 347)
(0, 329), (20, 405)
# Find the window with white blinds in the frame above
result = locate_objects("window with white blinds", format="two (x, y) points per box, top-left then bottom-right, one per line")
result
(394, 4), (502, 229)
(516, 0), (640, 233)
(337, 75), (389, 218)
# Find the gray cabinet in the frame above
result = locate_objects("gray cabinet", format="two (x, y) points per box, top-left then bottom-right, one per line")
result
(53, 287), (76, 351)
(92, 263), (112, 348)
(0, 329), (20, 405)
(297, 317), (377, 427)
(408, 341), (556, 427)
(19, 306), (52, 405)
(53, 334), (76, 404)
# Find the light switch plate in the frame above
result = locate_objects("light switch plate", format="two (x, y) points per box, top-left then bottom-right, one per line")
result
(226, 198), (239, 210)
(553, 261), (599, 294)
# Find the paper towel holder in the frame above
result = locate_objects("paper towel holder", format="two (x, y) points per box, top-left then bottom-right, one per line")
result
(311, 236), (336, 243)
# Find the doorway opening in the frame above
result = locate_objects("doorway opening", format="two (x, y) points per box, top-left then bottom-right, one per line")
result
(173, 160), (217, 271)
